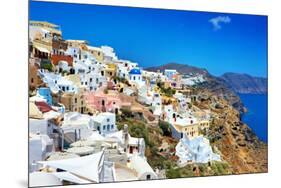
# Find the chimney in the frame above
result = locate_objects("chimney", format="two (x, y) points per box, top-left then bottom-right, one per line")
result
(123, 124), (129, 152)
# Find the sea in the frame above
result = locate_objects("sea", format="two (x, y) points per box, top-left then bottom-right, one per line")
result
(239, 94), (268, 143)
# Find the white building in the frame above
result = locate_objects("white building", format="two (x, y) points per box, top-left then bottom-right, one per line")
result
(105, 125), (145, 157)
(101, 46), (118, 62)
(181, 75), (205, 86)
(61, 112), (94, 142)
(38, 71), (78, 94)
(137, 85), (153, 105)
(151, 93), (162, 116)
(29, 133), (54, 172)
(116, 63), (129, 79)
(129, 68), (145, 87)
(175, 135), (221, 166)
(164, 69), (177, 80)
(29, 118), (55, 136)
(93, 112), (117, 135)
(173, 92), (189, 113)
(80, 71), (107, 91)
(129, 155), (158, 180)
(65, 46), (81, 61)
(55, 60), (70, 73)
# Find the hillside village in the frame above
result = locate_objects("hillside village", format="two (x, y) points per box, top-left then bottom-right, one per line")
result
(28, 21), (267, 187)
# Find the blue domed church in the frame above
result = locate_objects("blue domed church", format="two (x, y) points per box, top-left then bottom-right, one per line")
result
(129, 68), (144, 86)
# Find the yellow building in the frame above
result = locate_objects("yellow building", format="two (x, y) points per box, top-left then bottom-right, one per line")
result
(29, 21), (63, 58)
(66, 40), (88, 49)
(173, 122), (199, 139)
(29, 21), (62, 37)
(59, 90), (87, 114)
(64, 74), (82, 88)
(105, 63), (117, 77)
(199, 119), (210, 130)
(162, 95), (176, 106)
(87, 46), (104, 62)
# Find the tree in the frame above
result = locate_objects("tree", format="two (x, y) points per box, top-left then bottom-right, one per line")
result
(40, 59), (53, 71)
(159, 120), (172, 136)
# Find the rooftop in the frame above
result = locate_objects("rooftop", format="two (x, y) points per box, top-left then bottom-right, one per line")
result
(129, 68), (141, 75)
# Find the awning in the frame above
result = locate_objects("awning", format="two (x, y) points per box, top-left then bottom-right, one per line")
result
(34, 45), (50, 53)
(52, 172), (91, 184)
(38, 150), (105, 183)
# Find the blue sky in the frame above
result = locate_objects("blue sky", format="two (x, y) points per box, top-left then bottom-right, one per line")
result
(29, 1), (268, 77)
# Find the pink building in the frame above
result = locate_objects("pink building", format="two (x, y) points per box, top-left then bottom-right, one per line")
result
(84, 88), (123, 113)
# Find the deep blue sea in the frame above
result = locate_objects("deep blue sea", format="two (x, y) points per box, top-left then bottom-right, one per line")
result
(239, 94), (268, 143)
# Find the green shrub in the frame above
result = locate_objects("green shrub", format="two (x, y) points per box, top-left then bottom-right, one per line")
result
(166, 168), (181, 179)
(159, 120), (172, 136)
(120, 108), (133, 118)
(41, 61), (53, 71)
(157, 82), (176, 97)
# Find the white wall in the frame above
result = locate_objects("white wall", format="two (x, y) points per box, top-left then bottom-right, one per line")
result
(29, 119), (53, 136)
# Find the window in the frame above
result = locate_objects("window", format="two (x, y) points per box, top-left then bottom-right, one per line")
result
(111, 124), (114, 129)
(133, 76), (136, 80)
(107, 125), (110, 131)
(103, 125), (106, 130)
(97, 126), (100, 131)
(75, 98), (77, 103)
(107, 118), (110, 122)
(90, 78), (92, 82)
(31, 78), (34, 83)
(146, 175), (151, 180)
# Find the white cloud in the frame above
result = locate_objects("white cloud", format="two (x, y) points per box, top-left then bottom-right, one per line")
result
(209, 16), (231, 30)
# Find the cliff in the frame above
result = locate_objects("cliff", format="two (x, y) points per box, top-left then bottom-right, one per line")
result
(220, 72), (267, 94)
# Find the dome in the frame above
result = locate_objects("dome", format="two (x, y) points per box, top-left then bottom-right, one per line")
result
(129, 68), (141, 75)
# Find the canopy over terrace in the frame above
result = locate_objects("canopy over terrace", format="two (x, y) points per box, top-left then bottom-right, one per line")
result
(38, 150), (105, 183)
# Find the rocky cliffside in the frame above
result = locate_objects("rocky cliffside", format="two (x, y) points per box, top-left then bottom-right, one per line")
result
(193, 89), (268, 174)
(220, 72), (267, 94)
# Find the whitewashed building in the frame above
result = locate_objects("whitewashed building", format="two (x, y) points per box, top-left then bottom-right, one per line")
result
(38, 71), (78, 94)
(164, 69), (177, 80)
(129, 68), (145, 87)
(93, 112), (117, 135)
(29, 133), (54, 172)
(129, 155), (158, 180)
(175, 134), (221, 166)
(101, 46), (118, 63)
